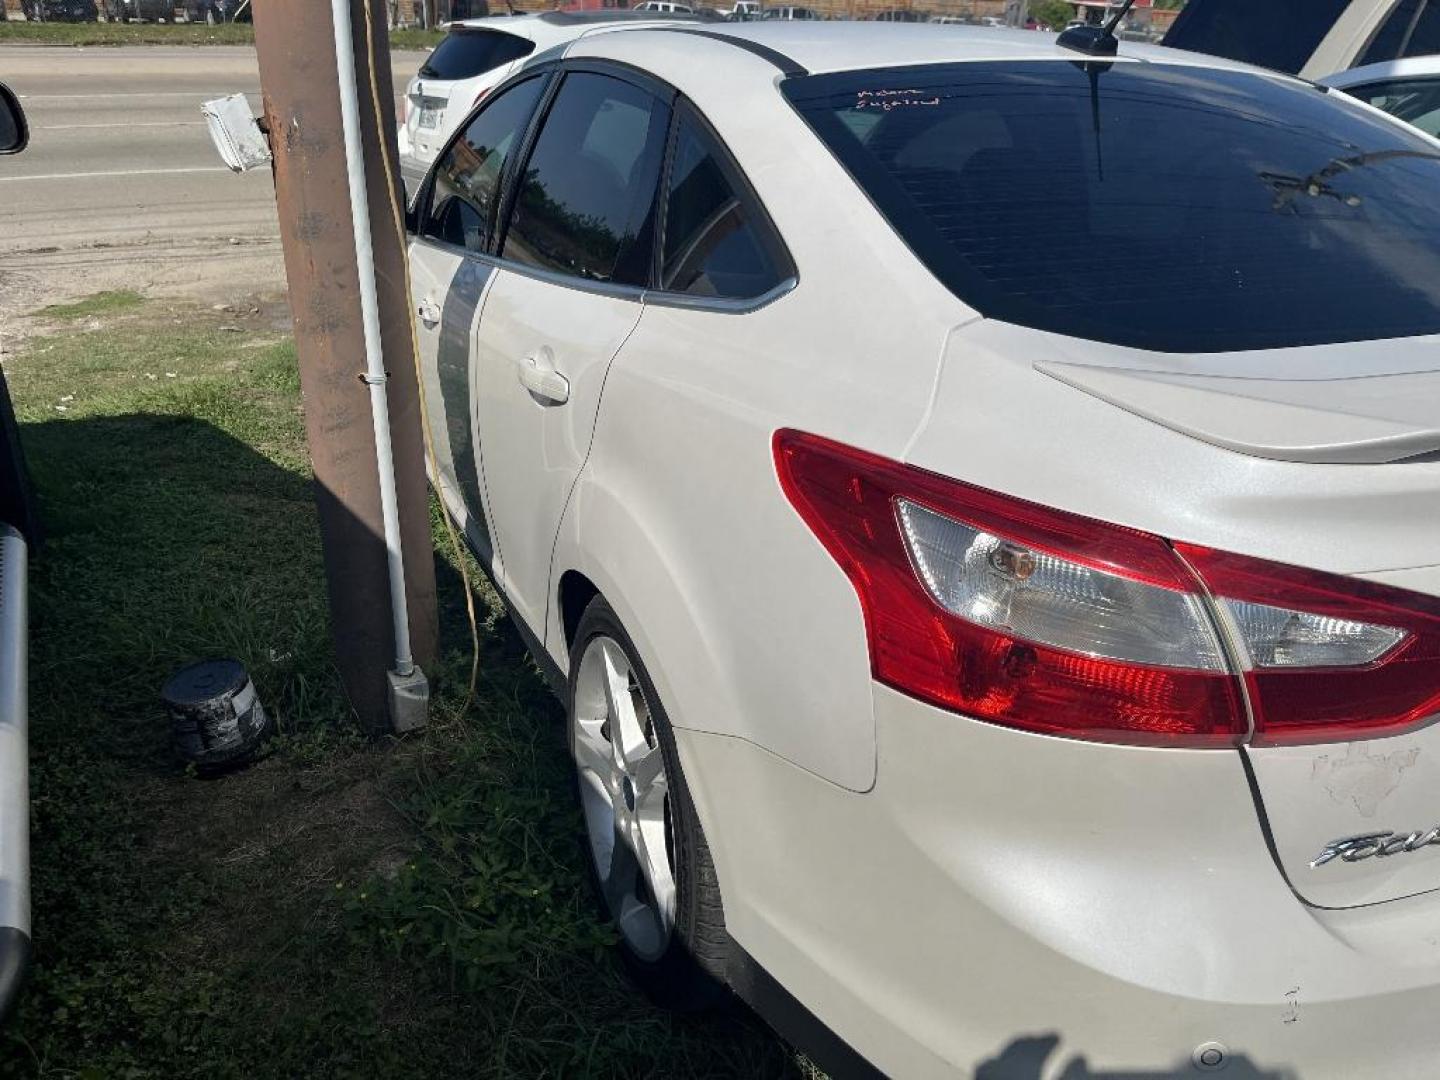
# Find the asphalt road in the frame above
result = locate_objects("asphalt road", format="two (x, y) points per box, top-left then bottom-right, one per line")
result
(0, 44), (422, 323)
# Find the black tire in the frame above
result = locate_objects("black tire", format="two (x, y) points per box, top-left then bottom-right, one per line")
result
(568, 596), (730, 1011)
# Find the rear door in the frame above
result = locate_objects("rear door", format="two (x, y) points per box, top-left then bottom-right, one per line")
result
(405, 28), (537, 176)
(408, 73), (550, 562)
(475, 66), (671, 636)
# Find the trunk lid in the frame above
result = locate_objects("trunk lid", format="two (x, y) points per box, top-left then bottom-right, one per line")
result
(1243, 560), (1440, 908)
(1030, 326), (1440, 908)
(913, 319), (1440, 910)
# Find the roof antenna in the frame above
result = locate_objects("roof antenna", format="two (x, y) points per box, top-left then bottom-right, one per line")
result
(1057, 0), (1137, 57)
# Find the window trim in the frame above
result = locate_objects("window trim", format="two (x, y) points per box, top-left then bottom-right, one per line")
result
(414, 65), (558, 255)
(493, 60), (677, 283)
(414, 58), (798, 314)
(645, 95), (798, 306)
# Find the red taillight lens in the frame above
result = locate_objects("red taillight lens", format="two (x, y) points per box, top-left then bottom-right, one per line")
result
(1178, 544), (1440, 746)
(774, 430), (1247, 747)
(775, 430), (1440, 749)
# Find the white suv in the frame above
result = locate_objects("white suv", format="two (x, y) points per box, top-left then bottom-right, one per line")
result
(396, 11), (702, 194)
(406, 22), (1440, 1079)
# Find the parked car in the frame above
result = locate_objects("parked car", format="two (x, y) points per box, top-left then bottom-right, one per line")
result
(873, 8), (928, 21)
(761, 5), (818, 19)
(1164, 0), (1440, 79)
(21, 0), (98, 20)
(724, 0), (761, 17)
(0, 80), (32, 1030)
(631, 0), (692, 11)
(1324, 54), (1440, 136)
(397, 11), (705, 196)
(184, 0), (245, 23)
(404, 21), (1440, 1080)
(108, 0), (177, 21)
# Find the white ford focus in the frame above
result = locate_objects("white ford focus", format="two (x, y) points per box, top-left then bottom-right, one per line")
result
(405, 21), (1440, 1079)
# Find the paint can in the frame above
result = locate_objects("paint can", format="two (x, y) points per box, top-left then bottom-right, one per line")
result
(162, 659), (271, 769)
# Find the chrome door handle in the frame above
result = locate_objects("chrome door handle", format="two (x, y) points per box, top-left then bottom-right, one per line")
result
(517, 354), (570, 405)
(416, 297), (441, 326)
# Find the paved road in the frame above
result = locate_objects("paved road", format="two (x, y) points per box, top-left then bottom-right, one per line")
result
(0, 44), (422, 324)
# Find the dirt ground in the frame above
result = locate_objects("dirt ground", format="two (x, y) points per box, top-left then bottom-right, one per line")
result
(0, 234), (288, 345)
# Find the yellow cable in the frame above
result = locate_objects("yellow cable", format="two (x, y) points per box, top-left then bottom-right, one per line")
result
(359, 0), (481, 717)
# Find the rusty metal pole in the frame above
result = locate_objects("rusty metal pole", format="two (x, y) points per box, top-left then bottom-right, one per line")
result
(252, 0), (438, 733)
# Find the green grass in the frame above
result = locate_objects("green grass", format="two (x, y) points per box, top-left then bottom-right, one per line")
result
(0, 293), (813, 1079)
(36, 290), (145, 320)
(0, 20), (441, 49)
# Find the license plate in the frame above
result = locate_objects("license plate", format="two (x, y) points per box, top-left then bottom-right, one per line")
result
(418, 107), (442, 130)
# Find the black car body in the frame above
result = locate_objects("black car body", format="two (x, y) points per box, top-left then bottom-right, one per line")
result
(22, 0), (99, 21)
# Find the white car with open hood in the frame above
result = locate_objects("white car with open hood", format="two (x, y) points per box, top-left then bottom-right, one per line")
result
(404, 22), (1440, 1079)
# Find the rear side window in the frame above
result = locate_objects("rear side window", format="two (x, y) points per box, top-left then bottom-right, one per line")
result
(1162, 0), (1348, 75)
(418, 29), (535, 81)
(1359, 0), (1440, 64)
(659, 108), (790, 299)
(501, 72), (670, 285)
(785, 62), (1440, 353)
(423, 76), (545, 252)
(1347, 76), (1440, 136)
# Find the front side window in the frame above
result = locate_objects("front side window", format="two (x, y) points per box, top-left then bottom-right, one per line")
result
(1347, 77), (1440, 137)
(502, 72), (670, 285)
(785, 61), (1440, 353)
(1359, 0), (1440, 65)
(418, 29), (535, 81)
(422, 76), (546, 253)
(659, 109), (790, 300)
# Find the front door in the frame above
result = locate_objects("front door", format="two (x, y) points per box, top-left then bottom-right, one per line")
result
(407, 73), (550, 562)
(475, 68), (672, 636)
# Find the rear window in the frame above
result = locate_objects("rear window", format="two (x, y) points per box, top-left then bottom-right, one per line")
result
(785, 61), (1440, 353)
(1161, 0), (1348, 75)
(418, 29), (535, 81)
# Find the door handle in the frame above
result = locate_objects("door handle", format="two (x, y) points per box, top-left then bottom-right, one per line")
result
(517, 353), (570, 405)
(416, 297), (441, 326)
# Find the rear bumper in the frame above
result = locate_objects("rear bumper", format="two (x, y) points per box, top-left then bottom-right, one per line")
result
(0, 526), (30, 1026)
(677, 684), (1440, 1079)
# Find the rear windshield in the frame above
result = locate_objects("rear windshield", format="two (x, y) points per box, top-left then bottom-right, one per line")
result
(1162, 0), (1348, 75)
(785, 61), (1440, 353)
(418, 29), (535, 81)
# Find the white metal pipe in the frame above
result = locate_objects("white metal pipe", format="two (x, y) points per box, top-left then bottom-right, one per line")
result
(330, 0), (414, 677)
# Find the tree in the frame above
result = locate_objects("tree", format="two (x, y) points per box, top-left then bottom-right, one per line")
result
(1031, 0), (1073, 29)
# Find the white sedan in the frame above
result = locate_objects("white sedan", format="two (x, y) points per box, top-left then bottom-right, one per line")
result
(406, 22), (1440, 1079)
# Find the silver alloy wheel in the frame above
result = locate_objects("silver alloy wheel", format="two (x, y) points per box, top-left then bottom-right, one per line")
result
(573, 635), (677, 962)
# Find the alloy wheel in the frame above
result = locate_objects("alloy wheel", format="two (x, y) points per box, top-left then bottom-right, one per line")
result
(572, 635), (676, 962)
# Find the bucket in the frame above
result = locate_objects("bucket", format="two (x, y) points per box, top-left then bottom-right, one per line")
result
(162, 659), (271, 769)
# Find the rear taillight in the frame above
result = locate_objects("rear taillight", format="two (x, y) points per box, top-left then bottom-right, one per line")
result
(1177, 544), (1440, 746)
(775, 430), (1440, 749)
